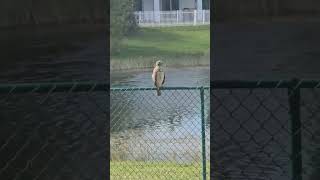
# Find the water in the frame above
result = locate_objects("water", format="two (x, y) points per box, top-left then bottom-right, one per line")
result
(0, 25), (107, 83)
(110, 67), (210, 179)
(213, 21), (320, 81)
(110, 65), (317, 180)
(111, 66), (210, 88)
(1, 20), (320, 179)
(212, 21), (320, 179)
(110, 67), (210, 176)
(0, 25), (107, 180)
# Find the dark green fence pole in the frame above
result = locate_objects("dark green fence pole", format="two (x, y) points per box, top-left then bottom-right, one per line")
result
(288, 79), (302, 180)
(200, 87), (207, 180)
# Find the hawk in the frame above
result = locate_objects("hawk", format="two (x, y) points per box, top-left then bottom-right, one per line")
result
(152, 60), (165, 96)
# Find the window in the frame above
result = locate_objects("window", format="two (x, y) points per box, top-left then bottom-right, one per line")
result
(161, 0), (170, 11)
(161, 0), (179, 11)
(172, 0), (179, 10)
(203, 0), (210, 10)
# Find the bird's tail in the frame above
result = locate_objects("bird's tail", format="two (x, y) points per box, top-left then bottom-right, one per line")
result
(157, 88), (161, 96)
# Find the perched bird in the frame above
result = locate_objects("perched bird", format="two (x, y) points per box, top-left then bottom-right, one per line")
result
(152, 60), (165, 96)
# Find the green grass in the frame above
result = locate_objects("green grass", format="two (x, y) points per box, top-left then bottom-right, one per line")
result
(111, 161), (210, 180)
(111, 26), (210, 70)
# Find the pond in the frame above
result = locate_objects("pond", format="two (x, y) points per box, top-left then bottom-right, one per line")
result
(0, 25), (108, 180)
(110, 66), (210, 178)
(110, 65), (317, 180)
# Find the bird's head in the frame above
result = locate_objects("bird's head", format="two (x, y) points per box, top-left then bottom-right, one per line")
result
(155, 60), (163, 67)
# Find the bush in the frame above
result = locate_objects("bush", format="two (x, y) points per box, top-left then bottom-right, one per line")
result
(110, 0), (138, 54)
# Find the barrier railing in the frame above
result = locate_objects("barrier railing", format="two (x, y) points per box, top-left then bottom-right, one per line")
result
(134, 10), (210, 27)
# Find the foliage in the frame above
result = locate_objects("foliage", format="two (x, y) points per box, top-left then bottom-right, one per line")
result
(110, 0), (138, 54)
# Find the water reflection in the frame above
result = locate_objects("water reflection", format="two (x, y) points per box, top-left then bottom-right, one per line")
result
(111, 89), (210, 159)
(110, 67), (210, 170)
(111, 66), (210, 88)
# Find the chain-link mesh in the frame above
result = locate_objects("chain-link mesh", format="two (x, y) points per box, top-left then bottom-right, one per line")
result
(1, 80), (320, 180)
(211, 88), (291, 179)
(301, 87), (320, 180)
(0, 82), (108, 180)
(210, 80), (320, 180)
(110, 87), (210, 180)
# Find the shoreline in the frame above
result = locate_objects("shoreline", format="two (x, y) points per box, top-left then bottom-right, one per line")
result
(110, 64), (210, 73)
(111, 62), (210, 71)
(111, 53), (210, 71)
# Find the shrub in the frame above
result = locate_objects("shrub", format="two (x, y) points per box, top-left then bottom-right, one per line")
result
(110, 0), (138, 54)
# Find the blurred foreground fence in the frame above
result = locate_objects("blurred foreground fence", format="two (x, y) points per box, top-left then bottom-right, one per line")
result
(0, 82), (108, 180)
(111, 87), (210, 180)
(211, 79), (320, 180)
(1, 80), (320, 180)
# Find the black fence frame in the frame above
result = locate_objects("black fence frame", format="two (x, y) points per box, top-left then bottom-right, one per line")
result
(210, 79), (320, 180)
(1, 79), (319, 179)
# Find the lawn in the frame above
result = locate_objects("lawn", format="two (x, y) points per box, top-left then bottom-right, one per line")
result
(111, 161), (210, 180)
(111, 26), (210, 70)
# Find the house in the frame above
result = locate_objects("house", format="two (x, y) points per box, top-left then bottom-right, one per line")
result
(135, 0), (210, 26)
(136, 0), (210, 12)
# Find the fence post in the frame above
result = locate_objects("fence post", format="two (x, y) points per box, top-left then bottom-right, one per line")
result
(176, 10), (179, 24)
(288, 78), (302, 180)
(202, 10), (205, 24)
(200, 87), (207, 180)
(152, 11), (154, 27)
(139, 11), (142, 25)
(194, 10), (197, 26)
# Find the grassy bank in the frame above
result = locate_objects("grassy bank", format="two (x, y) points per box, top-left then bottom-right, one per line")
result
(111, 161), (210, 180)
(111, 26), (210, 70)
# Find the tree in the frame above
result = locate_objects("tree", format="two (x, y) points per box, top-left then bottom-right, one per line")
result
(110, 0), (138, 54)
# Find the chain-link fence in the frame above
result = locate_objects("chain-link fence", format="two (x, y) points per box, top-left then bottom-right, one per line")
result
(0, 82), (108, 180)
(1, 80), (320, 180)
(211, 79), (320, 180)
(111, 87), (210, 180)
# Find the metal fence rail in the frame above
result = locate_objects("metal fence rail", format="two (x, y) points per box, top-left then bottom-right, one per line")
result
(134, 10), (210, 27)
(111, 86), (210, 180)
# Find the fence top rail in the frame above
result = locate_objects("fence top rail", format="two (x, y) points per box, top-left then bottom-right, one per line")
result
(111, 86), (210, 91)
(0, 79), (319, 94)
(211, 80), (320, 89)
(0, 81), (109, 94)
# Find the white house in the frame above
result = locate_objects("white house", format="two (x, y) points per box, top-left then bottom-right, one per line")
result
(136, 0), (210, 12)
(135, 0), (210, 26)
